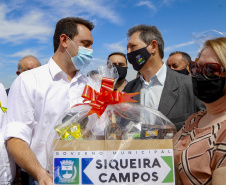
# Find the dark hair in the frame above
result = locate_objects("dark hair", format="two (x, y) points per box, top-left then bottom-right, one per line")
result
(53, 17), (94, 52)
(127, 24), (164, 59)
(107, 52), (127, 64)
(169, 51), (191, 65)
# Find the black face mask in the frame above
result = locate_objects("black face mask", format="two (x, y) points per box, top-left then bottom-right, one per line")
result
(192, 73), (225, 103)
(127, 46), (151, 71)
(174, 68), (189, 75)
(115, 65), (127, 81)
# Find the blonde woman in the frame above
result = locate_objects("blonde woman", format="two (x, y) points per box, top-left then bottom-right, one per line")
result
(174, 37), (226, 185)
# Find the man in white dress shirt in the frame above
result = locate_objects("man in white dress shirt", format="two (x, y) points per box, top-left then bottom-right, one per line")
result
(5, 17), (94, 185)
(0, 83), (15, 184)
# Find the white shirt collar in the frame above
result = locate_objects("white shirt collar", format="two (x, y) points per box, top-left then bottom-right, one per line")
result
(140, 63), (167, 86)
(48, 57), (87, 83)
(155, 63), (167, 86)
(48, 58), (67, 80)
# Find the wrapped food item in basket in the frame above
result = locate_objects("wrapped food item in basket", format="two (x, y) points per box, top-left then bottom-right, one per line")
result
(47, 65), (177, 185)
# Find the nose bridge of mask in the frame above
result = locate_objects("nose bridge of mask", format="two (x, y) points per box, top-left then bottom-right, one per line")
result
(79, 46), (93, 53)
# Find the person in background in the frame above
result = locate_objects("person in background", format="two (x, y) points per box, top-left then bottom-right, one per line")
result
(16, 55), (41, 76)
(5, 17), (94, 185)
(0, 83), (16, 185)
(6, 55), (41, 95)
(124, 24), (205, 131)
(167, 51), (191, 75)
(174, 37), (226, 185)
(107, 52), (128, 91)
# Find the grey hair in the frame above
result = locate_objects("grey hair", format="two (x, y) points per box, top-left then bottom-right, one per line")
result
(127, 24), (164, 59)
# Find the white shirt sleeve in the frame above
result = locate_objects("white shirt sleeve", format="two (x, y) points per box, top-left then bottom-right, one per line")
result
(0, 83), (16, 184)
(5, 74), (36, 145)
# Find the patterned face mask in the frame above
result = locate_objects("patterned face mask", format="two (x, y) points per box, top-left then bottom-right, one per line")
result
(127, 45), (151, 71)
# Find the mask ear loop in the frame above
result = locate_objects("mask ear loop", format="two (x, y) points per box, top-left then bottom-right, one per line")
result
(67, 36), (79, 47)
(65, 49), (72, 58)
(146, 41), (156, 55)
(66, 36), (79, 58)
(145, 43), (152, 52)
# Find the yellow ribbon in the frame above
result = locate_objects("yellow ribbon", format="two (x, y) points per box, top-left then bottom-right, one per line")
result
(55, 124), (82, 140)
(0, 101), (7, 113)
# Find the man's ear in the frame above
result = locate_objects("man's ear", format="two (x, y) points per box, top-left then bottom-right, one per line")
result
(16, 71), (20, 76)
(186, 62), (190, 73)
(60, 34), (68, 48)
(149, 40), (158, 54)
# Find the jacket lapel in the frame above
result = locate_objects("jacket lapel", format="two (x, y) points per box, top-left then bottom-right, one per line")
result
(158, 67), (179, 116)
(132, 78), (142, 102)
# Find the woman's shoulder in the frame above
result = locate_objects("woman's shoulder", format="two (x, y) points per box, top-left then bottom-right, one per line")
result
(211, 120), (226, 170)
(182, 110), (206, 131)
(215, 120), (226, 142)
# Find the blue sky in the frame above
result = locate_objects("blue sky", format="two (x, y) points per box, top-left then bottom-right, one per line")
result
(0, 0), (226, 88)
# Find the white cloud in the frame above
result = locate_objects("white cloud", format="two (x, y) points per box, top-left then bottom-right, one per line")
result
(73, 0), (120, 24)
(92, 57), (106, 65)
(37, 0), (121, 24)
(8, 49), (39, 58)
(0, 75), (17, 89)
(136, 1), (157, 12)
(0, 4), (52, 43)
(135, 0), (177, 14)
(89, 57), (107, 68)
(164, 41), (195, 52)
(0, 0), (122, 44)
(104, 42), (126, 53)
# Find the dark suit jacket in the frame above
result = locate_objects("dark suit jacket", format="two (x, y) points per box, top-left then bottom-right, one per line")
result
(124, 67), (205, 131)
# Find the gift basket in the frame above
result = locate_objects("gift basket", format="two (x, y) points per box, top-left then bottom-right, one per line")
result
(47, 65), (177, 185)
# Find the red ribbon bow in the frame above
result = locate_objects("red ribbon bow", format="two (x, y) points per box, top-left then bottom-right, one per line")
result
(78, 77), (139, 118)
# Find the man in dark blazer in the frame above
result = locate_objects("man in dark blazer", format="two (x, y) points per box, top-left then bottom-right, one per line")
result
(124, 24), (205, 131)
